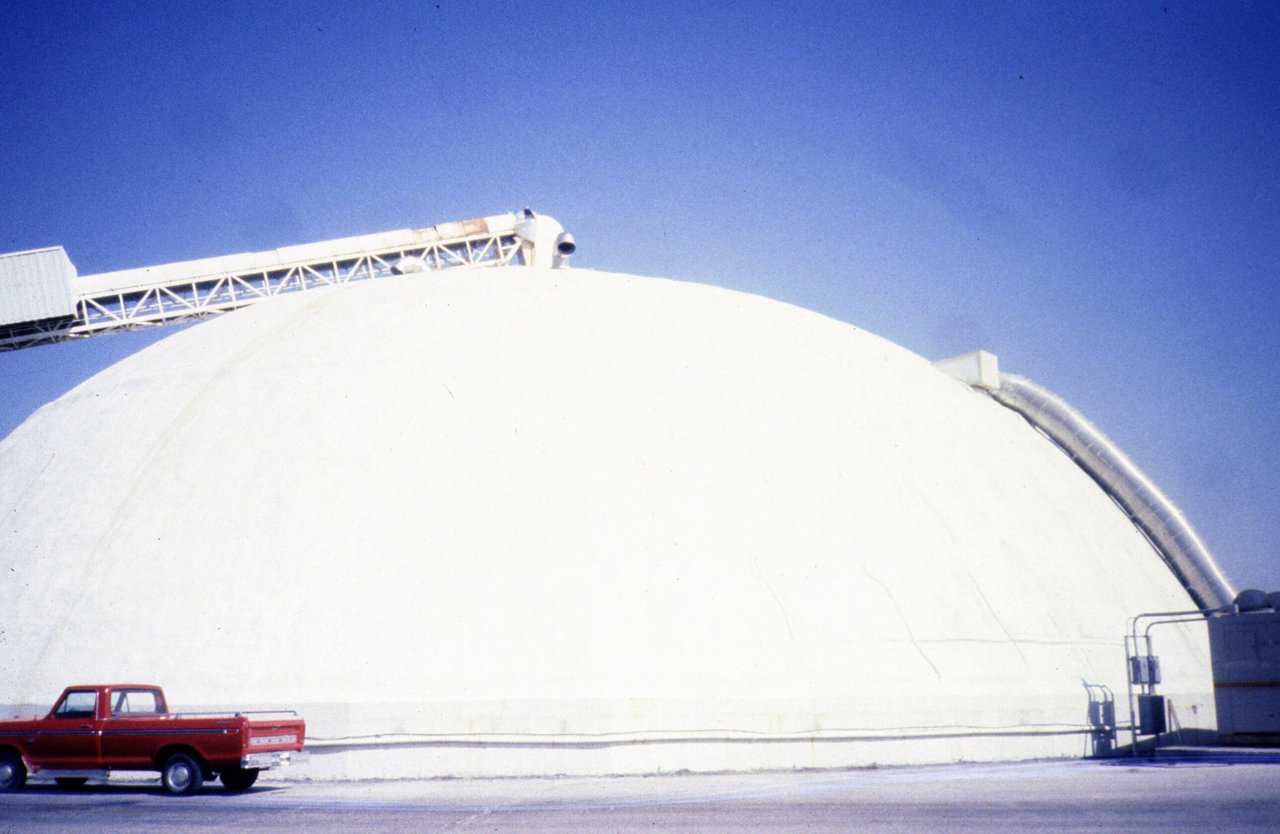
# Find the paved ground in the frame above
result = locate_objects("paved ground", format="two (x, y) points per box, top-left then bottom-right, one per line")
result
(3, 758), (1280, 832)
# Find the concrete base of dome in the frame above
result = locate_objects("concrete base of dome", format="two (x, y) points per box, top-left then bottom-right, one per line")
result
(291, 731), (1094, 781)
(0, 688), (1195, 780)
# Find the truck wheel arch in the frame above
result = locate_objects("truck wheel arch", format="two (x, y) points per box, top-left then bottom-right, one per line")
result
(154, 744), (204, 769)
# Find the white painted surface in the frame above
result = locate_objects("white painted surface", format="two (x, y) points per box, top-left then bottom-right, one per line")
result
(1209, 612), (1280, 737)
(0, 267), (1213, 776)
(0, 246), (77, 325)
(513, 213), (568, 269)
(935, 350), (1001, 390)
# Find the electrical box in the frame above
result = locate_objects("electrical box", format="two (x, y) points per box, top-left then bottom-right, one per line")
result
(1137, 694), (1167, 735)
(1129, 655), (1162, 685)
(1088, 700), (1115, 728)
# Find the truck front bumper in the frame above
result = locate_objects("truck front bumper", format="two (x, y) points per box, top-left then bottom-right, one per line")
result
(241, 750), (306, 770)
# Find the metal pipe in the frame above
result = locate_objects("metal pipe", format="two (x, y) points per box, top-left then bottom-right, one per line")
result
(988, 374), (1235, 610)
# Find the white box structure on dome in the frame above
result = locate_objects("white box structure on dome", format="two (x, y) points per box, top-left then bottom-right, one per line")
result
(0, 246), (77, 327)
(935, 350), (1001, 390)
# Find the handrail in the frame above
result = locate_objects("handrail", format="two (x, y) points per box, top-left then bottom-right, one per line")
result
(169, 709), (299, 719)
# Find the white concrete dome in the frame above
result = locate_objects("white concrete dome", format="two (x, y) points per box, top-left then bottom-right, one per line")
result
(0, 267), (1212, 777)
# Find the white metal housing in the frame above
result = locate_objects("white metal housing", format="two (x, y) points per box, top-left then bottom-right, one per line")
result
(1209, 611), (1280, 740)
(0, 247), (77, 327)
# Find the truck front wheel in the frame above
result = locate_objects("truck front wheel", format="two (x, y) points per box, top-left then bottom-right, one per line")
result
(160, 752), (204, 795)
(0, 752), (26, 792)
(220, 766), (260, 792)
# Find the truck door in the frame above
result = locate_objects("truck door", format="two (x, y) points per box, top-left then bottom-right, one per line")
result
(30, 689), (102, 769)
(100, 688), (168, 767)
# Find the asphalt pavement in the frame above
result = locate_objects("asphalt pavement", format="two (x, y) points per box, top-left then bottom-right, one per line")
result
(3, 757), (1279, 832)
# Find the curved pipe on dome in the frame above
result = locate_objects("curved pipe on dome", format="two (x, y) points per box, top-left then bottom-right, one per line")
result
(988, 373), (1235, 610)
(513, 211), (572, 269)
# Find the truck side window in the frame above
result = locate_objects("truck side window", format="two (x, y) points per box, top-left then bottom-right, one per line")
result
(54, 690), (97, 718)
(111, 689), (161, 715)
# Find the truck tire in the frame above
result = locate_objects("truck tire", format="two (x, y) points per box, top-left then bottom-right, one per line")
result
(0, 752), (26, 791)
(160, 752), (204, 795)
(220, 766), (260, 792)
(55, 777), (89, 789)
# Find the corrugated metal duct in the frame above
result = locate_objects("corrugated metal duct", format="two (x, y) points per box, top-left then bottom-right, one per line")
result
(990, 373), (1236, 610)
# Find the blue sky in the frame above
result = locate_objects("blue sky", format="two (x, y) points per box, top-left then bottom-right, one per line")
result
(2, 1), (1277, 590)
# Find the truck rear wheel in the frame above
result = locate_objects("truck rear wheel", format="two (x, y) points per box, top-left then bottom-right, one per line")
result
(160, 752), (204, 795)
(220, 766), (259, 792)
(0, 752), (26, 791)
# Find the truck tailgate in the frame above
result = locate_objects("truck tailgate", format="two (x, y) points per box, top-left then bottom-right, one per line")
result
(245, 718), (306, 753)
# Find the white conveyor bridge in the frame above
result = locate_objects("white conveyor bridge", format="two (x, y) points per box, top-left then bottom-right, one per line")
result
(0, 210), (575, 352)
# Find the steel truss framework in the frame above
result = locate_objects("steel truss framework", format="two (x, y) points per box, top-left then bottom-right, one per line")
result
(0, 230), (524, 351)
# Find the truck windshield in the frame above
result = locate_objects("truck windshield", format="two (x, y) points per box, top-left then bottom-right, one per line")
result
(54, 690), (97, 718)
(111, 689), (163, 715)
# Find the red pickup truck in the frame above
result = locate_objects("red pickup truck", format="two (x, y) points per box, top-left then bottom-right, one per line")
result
(0, 684), (305, 795)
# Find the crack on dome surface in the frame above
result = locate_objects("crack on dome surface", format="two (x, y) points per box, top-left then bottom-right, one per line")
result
(862, 567), (942, 681)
